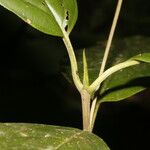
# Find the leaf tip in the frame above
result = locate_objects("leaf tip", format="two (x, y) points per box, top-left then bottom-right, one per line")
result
(83, 49), (89, 86)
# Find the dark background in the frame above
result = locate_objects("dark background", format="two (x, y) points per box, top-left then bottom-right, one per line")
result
(0, 0), (150, 149)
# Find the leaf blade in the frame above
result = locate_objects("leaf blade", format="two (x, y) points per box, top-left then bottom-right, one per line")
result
(0, 123), (110, 150)
(0, 0), (78, 36)
(132, 53), (150, 63)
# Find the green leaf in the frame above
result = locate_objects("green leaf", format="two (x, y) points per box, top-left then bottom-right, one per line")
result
(62, 36), (150, 102)
(0, 0), (78, 36)
(132, 53), (150, 63)
(100, 53), (150, 102)
(100, 45), (150, 102)
(0, 123), (110, 150)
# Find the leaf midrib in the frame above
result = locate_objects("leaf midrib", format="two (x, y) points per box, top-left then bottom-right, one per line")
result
(55, 131), (84, 149)
(0, 0), (60, 33)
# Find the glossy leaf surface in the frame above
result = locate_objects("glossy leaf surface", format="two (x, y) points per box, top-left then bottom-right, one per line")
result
(0, 123), (109, 150)
(0, 0), (78, 36)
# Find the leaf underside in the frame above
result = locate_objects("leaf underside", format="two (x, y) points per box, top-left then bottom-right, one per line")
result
(0, 123), (110, 150)
(0, 0), (78, 36)
(62, 36), (150, 102)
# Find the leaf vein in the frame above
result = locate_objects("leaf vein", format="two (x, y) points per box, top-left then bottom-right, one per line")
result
(54, 131), (84, 149)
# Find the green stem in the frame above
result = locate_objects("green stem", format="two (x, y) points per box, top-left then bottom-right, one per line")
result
(99, 0), (123, 76)
(89, 60), (140, 94)
(90, 0), (123, 132)
(81, 90), (91, 131)
(90, 100), (101, 131)
(62, 32), (91, 131)
(90, 61), (140, 132)
(63, 32), (83, 92)
(89, 97), (97, 131)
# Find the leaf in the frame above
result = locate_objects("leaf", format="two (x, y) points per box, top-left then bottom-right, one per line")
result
(62, 36), (150, 102)
(100, 42), (150, 102)
(0, 0), (78, 36)
(132, 53), (150, 63)
(0, 123), (110, 150)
